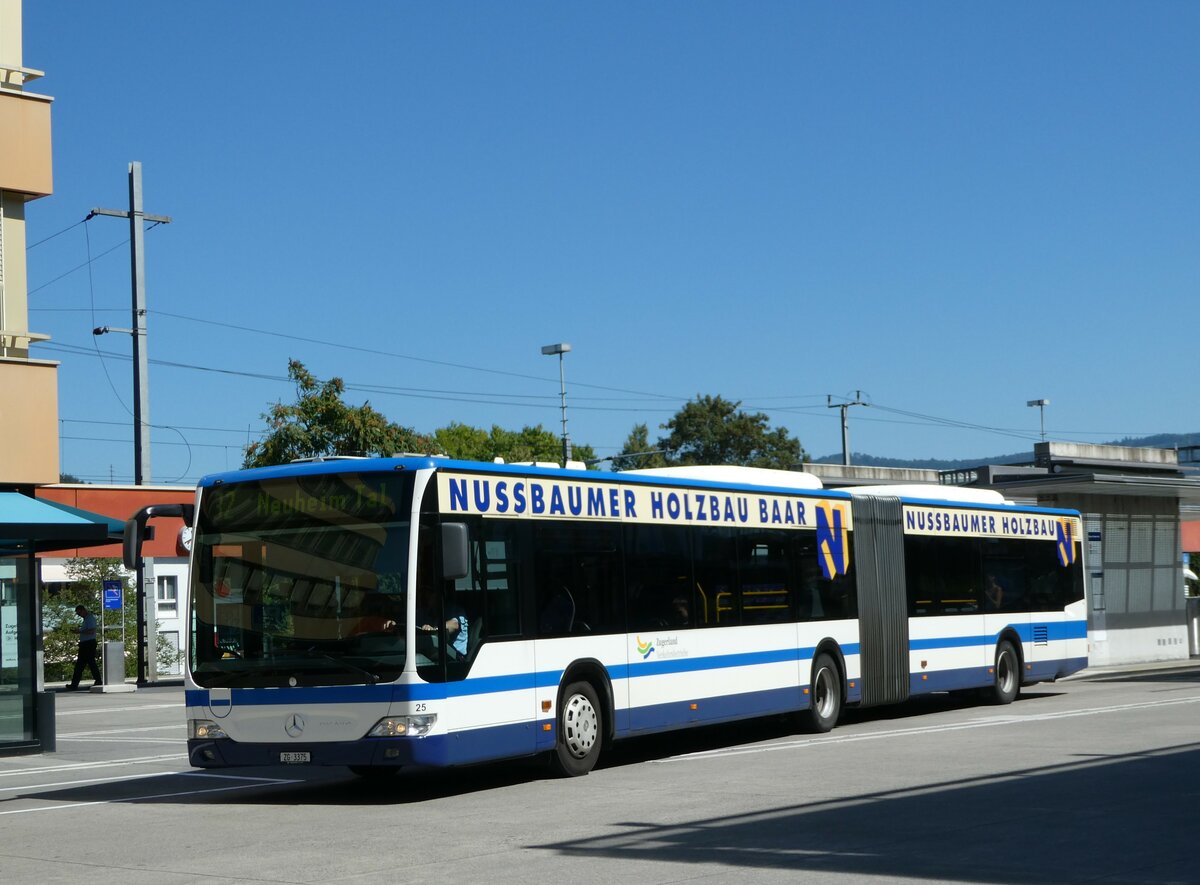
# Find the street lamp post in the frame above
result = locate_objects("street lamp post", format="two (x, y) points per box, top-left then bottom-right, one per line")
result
(1027, 399), (1050, 442)
(541, 343), (572, 465)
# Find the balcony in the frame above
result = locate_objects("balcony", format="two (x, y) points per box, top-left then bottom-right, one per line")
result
(0, 63), (52, 199)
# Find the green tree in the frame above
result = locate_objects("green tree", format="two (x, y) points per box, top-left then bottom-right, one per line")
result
(42, 557), (180, 682)
(432, 422), (596, 467)
(244, 360), (431, 467)
(431, 422), (492, 461)
(625, 395), (806, 470)
(610, 423), (669, 471)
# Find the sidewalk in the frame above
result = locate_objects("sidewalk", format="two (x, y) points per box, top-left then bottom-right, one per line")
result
(45, 676), (185, 692)
(1063, 657), (1200, 681)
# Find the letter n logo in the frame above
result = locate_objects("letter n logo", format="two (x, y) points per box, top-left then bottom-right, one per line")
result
(1056, 519), (1077, 567)
(815, 503), (850, 579)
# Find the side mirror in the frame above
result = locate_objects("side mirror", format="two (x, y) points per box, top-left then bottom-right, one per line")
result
(441, 522), (469, 581)
(124, 503), (195, 569)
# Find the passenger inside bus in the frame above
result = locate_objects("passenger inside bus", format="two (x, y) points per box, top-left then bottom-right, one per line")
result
(985, 574), (1005, 610)
(538, 586), (575, 634)
(416, 580), (468, 659)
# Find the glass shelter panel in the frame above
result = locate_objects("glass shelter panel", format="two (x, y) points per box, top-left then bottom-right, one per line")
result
(0, 556), (34, 747)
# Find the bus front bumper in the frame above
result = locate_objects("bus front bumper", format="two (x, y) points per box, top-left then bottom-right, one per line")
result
(187, 736), (448, 770)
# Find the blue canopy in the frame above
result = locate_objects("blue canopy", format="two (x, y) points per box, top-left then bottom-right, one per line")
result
(0, 492), (123, 555)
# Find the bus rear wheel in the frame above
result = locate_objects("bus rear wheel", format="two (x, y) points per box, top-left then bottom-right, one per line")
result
(804, 653), (842, 733)
(550, 681), (602, 777)
(987, 640), (1021, 705)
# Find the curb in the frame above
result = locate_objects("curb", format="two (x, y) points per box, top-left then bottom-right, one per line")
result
(1062, 660), (1200, 681)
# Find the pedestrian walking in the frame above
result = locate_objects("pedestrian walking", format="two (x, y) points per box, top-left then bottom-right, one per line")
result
(65, 604), (100, 690)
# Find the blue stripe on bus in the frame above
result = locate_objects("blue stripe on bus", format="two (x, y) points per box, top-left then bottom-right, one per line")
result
(183, 628), (1080, 710)
(908, 656), (1088, 695)
(625, 685), (807, 733)
(909, 620), (1086, 651)
(626, 647), (805, 678)
(188, 651), (1089, 770)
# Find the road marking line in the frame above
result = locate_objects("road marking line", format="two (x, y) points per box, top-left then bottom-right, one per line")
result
(0, 754), (186, 778)
(58, 725), (184, 737)
(60, 738), (183, 745)
(0, 770), (295, 795)
(0, 770), (177, 793)
(0, 775), (302, 816)
(664, 694), (1200, 763)
(53, 703), (184, 716)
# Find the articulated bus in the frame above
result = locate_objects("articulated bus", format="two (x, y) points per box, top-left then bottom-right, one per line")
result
(125, 457), (1087, 777)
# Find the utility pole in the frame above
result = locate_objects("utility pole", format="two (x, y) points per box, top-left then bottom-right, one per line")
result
(90, 162), (172, 686)
(827, 390), (868, 467)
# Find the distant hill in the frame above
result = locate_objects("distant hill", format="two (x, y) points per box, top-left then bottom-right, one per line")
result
(812, 432), (1200, 471)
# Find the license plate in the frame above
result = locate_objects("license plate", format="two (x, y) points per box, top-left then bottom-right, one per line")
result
(279, 751), (310, 764)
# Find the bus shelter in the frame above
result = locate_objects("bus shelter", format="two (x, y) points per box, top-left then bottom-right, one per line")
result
(0, 492), (123, 755)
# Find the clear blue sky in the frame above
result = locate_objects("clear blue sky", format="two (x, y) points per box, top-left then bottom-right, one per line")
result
(21, 2), (1200, 484)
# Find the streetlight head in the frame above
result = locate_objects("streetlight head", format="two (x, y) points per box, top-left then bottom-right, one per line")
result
(541, 343), (572, 355)
(1026, 399), (1049, 407)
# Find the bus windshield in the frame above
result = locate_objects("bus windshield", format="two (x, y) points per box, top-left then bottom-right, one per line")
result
(190, 471), (414, 688)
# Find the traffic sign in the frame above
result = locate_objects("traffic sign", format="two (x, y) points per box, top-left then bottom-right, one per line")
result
(102, 579), (123, 611)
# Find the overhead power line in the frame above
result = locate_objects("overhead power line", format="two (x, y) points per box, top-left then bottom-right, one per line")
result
(28, 238), (128, 295)
(25, 217), (87, 250)
(148, 309), (682, 401)
(38, 342), (684, 414)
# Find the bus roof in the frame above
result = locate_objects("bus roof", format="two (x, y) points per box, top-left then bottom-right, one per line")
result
(196, 458), (1089, 516)
(622, 465), (824, 490)
(198, 458), (836, 495)
(839, 484), (1014, 506)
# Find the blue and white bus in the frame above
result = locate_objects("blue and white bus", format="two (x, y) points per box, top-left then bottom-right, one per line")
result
(125, 457), (1087, 777)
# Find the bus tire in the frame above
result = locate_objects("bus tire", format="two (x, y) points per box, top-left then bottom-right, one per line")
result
(988, 640), (1020, 705)
(550, 681), (603, 777)
(804, 653), (842, 733)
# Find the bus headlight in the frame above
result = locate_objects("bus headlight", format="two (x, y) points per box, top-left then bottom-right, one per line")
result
(367, 714), (437, 738)
(189, 719), (229, 740)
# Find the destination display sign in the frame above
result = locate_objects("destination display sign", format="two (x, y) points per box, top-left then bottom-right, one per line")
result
(437, 472), (854, 532)
(903, 505), (1080, 541)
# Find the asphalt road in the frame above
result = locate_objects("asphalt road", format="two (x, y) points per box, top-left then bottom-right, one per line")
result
(2, 665), (1199, 884)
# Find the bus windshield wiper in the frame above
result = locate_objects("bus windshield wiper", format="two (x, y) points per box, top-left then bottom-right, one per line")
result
(304, 647), (380, 685)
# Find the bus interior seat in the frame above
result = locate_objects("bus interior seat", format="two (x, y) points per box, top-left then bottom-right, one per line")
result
(539, 587), (575, 634)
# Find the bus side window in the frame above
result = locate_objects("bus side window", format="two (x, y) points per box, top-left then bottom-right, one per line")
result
(739, 532), (794, 625)
(533, 522), (623, 636)
(982, 539), (1027, 613)
(694, 527), (738, 627)
(796, 536), (856, 621)
(454, 520), (522, 643)
(918, 536), (981, 615)
(625, 524), (693, 630)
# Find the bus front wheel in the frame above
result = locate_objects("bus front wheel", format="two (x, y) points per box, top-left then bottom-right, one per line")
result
(987, 640), (1021, 705)
(550, 681), (603, 777)
(804, 653), (842, 733)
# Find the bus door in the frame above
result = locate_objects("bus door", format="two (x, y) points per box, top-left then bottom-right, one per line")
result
(981, 538), (1033, 675)
(530, 521), (627, 738)
(995, 529), (1081, 674)
(435, 518), (539, 763)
